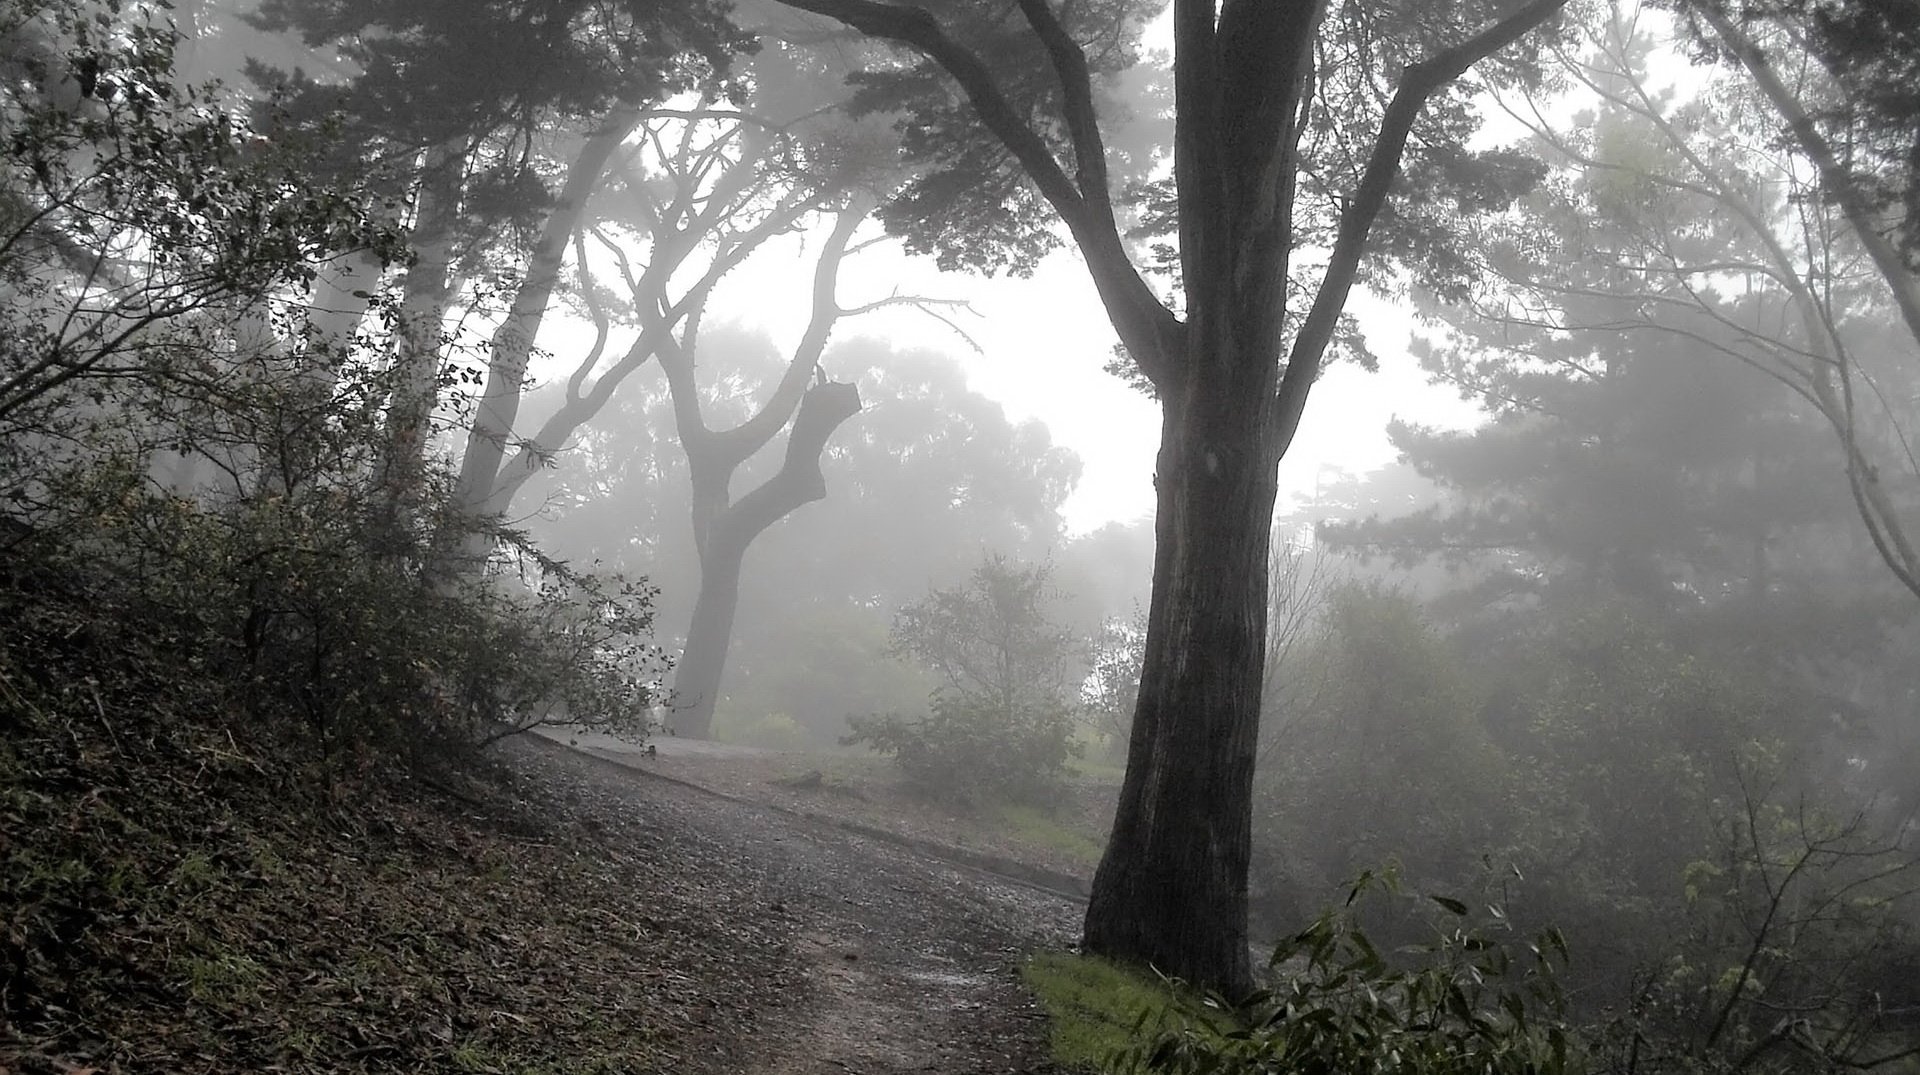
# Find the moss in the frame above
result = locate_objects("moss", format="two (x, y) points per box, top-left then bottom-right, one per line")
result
(1020, 952), (1196, 1073)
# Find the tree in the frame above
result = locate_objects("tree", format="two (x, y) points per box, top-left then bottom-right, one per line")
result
(846, 553), (1083, 805)
(1437, 3), (1920, 602)
(525, 93), (948, 739)
(654, 203), (871, 737)
(769, 0), (1572, 992)
(241, 0), (750, 531)
(524, 335), (1084, 745)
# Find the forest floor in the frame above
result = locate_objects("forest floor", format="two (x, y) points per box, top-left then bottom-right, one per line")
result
(2, 686), (1092, 1073)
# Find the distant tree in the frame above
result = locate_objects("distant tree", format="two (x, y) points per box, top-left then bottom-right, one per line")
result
(847, 554), (1082, 805)
(772, 0), (1573, 990)
(523, 337), (1084, 744)
(1436, 4), (1920, 601)
(1081, 606), (1144, 760)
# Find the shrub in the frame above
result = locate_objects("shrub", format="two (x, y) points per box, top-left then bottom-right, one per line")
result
(846, 554), (1082, 806)
(1122, 873), (1577, 1075)
(846, 692), (1080, 806)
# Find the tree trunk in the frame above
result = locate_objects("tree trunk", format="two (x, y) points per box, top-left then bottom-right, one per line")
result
(378, 145), (462, 521)
(670, 380), (862, 738)
(452, 105), (643, 567)
(1085, 402), (1279, 993)
(670, 535), (746, 738)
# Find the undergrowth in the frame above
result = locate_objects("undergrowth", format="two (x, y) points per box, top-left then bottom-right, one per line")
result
(0, 567), (789, 1074)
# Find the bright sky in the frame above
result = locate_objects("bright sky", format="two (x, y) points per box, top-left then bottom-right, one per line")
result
(688, 229), (1487, 535)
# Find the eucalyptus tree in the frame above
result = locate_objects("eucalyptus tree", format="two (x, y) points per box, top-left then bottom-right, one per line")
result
(765, 0), (1572, 992)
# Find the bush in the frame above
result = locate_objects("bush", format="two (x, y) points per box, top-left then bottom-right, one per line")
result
(846, 692), (1080, 806)
(1121, 873), (1577, 1075)
(1252, 585), (1504, 936)
(845, 554), (1082, 806)
(11, 434), (665, 767)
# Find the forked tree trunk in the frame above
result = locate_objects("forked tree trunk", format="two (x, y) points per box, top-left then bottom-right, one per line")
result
(669, 380), (862, 739)
(765, 0), (1567, 998)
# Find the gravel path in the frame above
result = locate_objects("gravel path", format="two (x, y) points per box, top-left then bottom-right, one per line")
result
(509, 735), (1082, 1074)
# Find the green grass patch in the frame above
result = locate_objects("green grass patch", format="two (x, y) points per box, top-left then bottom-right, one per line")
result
(1021, 952), (1197, 1073)
(992, 802), (1106, 866)
(1066, 755), (1128, 783)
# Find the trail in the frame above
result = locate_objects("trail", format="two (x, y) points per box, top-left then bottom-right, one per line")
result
(512, 735), (1080, 1074)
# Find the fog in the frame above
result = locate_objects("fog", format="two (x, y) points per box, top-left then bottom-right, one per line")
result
(6, 0), (1919, 1063)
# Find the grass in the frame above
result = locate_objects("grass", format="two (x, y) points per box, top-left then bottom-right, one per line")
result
(1021, 952), (1199, 1073)
(991, 801), (1107, 867)
(1066, 755), (1129, 783)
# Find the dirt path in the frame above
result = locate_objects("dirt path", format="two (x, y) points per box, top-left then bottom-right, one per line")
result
(511, 735), (1080, 1074)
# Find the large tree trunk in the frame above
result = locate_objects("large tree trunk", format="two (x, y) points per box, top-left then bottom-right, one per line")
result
(1085, 398), (1279, 993)
(768, 0), (1567, 998)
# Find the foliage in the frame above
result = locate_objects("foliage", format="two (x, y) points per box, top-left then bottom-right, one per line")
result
(846, 688), (1081, 808)
(1118, 874), (1576, 1075)
(245, 0), (749, 240)
(838, 0), (1162, 276)
(0, 0), (665, 766)
(846, 554), (1083, 806)
(1397, 8), (1920, 604)
(11, 381), (664, 765)
(1081, 605), (1144, 760)
(1253, 585), (1503, 930)
(1589, 776), (1920, 1075)
(1681, 0), (1920, 269)
(0, 0), (405, 439)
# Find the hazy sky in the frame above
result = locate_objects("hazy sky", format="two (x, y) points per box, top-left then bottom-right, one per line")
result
(674, 228), (1487, 535)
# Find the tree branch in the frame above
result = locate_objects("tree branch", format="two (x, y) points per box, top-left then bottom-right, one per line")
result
(717, 380), (864, 551)
(1276, 0), (1570, 457)
(774, 0), (1183, 380)
(1013, 0), (1112, 213)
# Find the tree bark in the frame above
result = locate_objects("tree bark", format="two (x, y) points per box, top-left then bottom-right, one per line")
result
(377, 144), (462, 520)
(1086, 365), (1282, 993)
